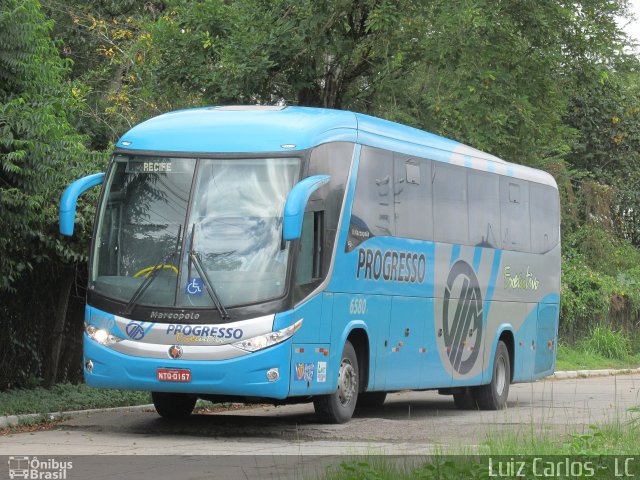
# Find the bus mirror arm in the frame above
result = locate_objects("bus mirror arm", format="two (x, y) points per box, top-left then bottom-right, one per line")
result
(59, 173), (105, 236)
(283, 175), (330, 241)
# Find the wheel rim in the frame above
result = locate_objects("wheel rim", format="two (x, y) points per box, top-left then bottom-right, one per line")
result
(495, 355), (507, 396)
(337, 358), (357, 407)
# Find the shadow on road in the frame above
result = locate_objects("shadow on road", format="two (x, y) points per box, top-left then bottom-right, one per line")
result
(60, 392), (532, 442)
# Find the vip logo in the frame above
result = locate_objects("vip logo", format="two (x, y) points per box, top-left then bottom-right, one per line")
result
(443, 260), (483, 375)
(126, 321), (146, 340)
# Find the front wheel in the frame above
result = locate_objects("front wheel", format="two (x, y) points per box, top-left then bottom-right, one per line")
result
(475, 340), (510, 410)
(152, 392), (197, 419)
(313, 340), (359, 423)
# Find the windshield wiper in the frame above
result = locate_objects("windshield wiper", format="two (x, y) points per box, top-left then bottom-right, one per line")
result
(188, 223), (230, 320)
(122, 225), (182, 316)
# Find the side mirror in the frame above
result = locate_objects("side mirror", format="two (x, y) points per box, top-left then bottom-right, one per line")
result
(59, 173), (105, 236)
(283, 175), (330, 240)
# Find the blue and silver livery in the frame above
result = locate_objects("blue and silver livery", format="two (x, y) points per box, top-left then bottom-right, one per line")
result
(61, 106), (560, 423)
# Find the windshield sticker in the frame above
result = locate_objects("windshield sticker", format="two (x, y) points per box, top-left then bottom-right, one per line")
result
(166, 324), (243, 340)
(185, 278), (204, 296)
(295, 363), (315, 382)
(356, 248), (426, 283)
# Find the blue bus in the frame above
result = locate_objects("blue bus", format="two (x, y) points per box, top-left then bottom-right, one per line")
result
(60, 106), (560, 423)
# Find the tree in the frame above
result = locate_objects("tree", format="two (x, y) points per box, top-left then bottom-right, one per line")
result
(0, 0), (106, 388)
(43, 0), (166, 149)
(0, 0), (102, 288)
(134, 0), (423, 108)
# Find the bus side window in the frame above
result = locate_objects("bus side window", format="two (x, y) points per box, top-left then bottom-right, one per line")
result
(350, 146), (395, 239)
(394, 155), (433, 241)
(530, 183), (559, 253)
(433, 163), (469, 245)
(468, 170), (500, 248)
(500, 178), (531, 252)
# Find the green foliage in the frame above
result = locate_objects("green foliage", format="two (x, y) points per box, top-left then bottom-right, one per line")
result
(0, 383), (151, 415)
(0, 0), (106, 291)
(321, 416), (640, 478)
(328, 458), (488, 480)
(144, 0), (423, 109)
(1, 0), (640, 388)
(482, 420), (640, 456)
(560, 219), (640, 339)
(560, 247), (612, 336)
(556, 342), (640, 370)
(565, 56), (640, 180)
(393, 0), (579, 165)
(578, 326), (632, 360)
(562, 421), (640, 456)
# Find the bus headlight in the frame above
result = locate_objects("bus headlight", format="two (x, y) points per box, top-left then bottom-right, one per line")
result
(232, 319), (303, 352)
(85, 322), (123, 346)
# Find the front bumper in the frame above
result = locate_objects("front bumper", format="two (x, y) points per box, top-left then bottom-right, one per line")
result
(83, 334), (292, 399)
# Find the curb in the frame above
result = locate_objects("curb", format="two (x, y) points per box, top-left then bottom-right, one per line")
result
(549, 367), (640, 380)
(0, 403), (154, 429)
(2, 368), (639, 429)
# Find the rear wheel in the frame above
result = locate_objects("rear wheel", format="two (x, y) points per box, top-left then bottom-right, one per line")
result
(313, 340), (359, 423)
(475, 340), (510, 410)
(152, 392), (197, 419)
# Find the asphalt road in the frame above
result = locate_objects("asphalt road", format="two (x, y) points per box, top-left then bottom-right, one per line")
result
(1, 374), (639, 479)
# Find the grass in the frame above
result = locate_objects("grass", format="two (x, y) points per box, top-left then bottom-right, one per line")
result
(320, 406), (640, 479)
(0, 383), (152, 416)
(482, 420), (640, 456)
(0, 382), (235, 418)
(556, 327), (640, 371)
(556, 343), (640, 371)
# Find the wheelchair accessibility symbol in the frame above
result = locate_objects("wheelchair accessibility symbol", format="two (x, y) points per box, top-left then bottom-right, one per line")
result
(185, 278), (204, 296)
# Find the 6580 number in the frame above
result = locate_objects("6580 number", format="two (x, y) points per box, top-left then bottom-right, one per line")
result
(349, 298), (367, 315)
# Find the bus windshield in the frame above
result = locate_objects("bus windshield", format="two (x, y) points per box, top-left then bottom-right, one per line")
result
(91, 155), (301, 309)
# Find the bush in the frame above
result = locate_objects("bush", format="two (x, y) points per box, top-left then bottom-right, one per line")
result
(578, 326), (631, 360)
(560, 249), (612, 339)
(560, 237), (640, 341)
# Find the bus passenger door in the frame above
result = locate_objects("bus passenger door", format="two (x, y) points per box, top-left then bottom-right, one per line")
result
(383, 297), (427, 390)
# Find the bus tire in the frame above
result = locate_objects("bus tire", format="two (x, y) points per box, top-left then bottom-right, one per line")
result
(453, 388), (478, 410)
(313, 340), (359, 423)
(357, 391), (387, 410)
(475, 341), (510, 410)
(152, 392), (197, 419)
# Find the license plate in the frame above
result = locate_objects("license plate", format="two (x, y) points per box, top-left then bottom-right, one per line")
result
(157, 368), (191, 382)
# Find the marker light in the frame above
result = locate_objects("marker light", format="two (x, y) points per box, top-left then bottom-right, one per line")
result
(232, 319), (303, 352)
(85, 322), (123, 346)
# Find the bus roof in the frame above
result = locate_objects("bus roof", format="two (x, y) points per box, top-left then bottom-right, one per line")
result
(116, 106), (557, 188)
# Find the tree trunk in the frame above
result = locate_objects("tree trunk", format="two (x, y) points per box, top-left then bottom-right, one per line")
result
(43, 267), (74, 388)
